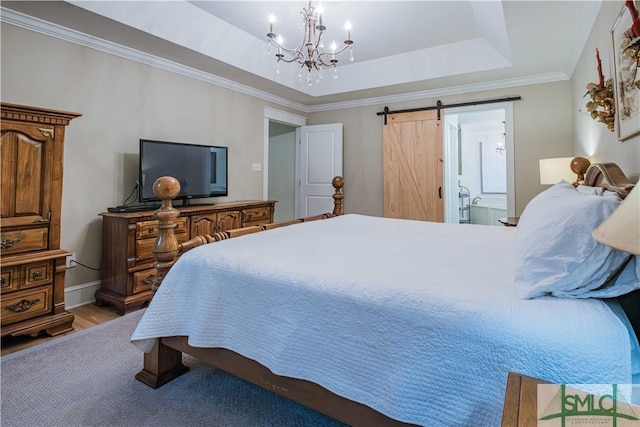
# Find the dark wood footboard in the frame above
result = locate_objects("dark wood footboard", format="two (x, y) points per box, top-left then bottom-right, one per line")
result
(138, 335), (413, 427)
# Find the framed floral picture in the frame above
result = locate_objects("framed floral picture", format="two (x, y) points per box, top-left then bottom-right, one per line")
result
(611, 2), (640, 141)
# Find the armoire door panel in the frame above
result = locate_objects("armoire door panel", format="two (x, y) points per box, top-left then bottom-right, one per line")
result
(1, 129), (52, 223)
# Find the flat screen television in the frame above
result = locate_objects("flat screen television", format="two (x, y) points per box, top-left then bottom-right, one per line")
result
(139, 139), (228, 205)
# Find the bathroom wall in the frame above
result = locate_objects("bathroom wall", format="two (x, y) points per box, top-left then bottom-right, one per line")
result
(458, 114), (507, 225)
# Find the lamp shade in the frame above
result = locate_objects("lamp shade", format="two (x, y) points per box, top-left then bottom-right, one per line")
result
(592, 185), (640, 255)
(539, 157), (575, 185)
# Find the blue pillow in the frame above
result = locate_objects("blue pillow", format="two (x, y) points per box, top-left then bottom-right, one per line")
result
(514, 181), (631, 299)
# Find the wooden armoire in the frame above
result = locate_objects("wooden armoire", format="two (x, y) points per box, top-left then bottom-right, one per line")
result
(1, 103), (81, 337)
(383, 110), (444, 222)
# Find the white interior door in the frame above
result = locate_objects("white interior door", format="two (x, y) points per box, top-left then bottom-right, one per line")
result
(297, 123), (343, 217)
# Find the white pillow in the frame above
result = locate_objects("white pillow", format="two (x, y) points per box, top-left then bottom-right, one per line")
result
(603, 190), (624, 202)
(576, 184), (604, 196)
(514, 180), (631, 299)
(577, 184), (623, 201)
(554, 256), (639, 298)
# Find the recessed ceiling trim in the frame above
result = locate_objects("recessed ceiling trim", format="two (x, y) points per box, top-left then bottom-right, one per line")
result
(298, 37), (512, 97)
(63, 0), (520, 99)
(1, 6), (574, 114)
(469, 1), (510, 60)
(306, 71), (570, 113)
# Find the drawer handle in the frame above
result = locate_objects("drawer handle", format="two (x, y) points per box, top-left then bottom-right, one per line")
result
(148, 226), (155, 233)
(6, 298), (40, 312)
(32, 271), (43, 280)
(0, 277), (5, 286)
(1, 238), (21, 250)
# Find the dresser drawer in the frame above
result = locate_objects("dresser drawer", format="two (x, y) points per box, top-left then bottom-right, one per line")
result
(132, 268), (158, 294)
(23, 261), (53, 289)
(1, 285), (52, 326)
(135, 232), (189, 262)
(1, 227), (48, 256)
(1, 260), (54, 294)
(242, 207), (272, 225)
(136, 217), (188, 239)
(1, 266), (19, 294)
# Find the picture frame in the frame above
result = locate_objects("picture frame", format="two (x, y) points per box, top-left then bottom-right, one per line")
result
(611, 2), (640, 141)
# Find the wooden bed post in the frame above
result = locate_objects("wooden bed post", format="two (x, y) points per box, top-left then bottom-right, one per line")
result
(136, 176), (190, 389)
(135, 338), (189, 388)
(151, 176), (181, 292)
(332, 176), (344, 216)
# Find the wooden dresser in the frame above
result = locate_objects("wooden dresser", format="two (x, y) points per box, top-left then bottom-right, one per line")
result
(0, 103), (81, 337)
(97, 201), (276, 314)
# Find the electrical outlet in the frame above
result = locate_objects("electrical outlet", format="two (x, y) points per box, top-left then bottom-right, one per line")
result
(66, 253), (76, 269)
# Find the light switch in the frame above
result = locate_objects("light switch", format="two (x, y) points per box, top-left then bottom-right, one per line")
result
(252, 163), (262, 172)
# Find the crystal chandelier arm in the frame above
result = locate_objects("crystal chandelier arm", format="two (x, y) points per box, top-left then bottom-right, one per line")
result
(275, 44), (305, 63)
(315, 42), (352, 66)
(269, 35), (305, 64)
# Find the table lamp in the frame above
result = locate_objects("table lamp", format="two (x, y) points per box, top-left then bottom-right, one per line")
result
(539, 157), (576, 185)
(539, 156), (591, 186)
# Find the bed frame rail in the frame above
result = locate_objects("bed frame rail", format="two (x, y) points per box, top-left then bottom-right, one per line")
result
(149, 175), (344, 292)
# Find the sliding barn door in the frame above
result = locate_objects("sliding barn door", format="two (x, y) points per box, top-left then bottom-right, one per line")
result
(383, 110), (444, 222)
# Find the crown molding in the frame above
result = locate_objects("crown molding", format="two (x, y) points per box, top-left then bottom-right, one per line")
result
(0, 7), (309, 113)
(2, 6), (572, 115)
(307, 72), (570, 113)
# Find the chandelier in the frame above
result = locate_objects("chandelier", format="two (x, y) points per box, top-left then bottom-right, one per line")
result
(267, 1), (354, 85)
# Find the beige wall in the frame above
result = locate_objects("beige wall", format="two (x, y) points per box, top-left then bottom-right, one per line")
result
(571, 0), (640, 179)
(1, 24), (305, 288)
(308, 81), (575, 216)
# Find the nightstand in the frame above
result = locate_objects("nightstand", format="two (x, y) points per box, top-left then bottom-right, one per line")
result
(498, 217), (519, 227)
(501, 372), (549, 426)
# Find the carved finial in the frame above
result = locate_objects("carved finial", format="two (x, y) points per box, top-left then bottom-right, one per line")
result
(153, 176), (181, 207)
(332, 176), (344, 216)
(570, 157), (591, 184)
(332, 175), (344, 190)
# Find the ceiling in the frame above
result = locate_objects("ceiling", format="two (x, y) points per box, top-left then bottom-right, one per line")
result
(1, 1), (603, 109)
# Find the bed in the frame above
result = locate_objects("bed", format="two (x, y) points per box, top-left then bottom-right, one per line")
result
(131, 165), (639, 426)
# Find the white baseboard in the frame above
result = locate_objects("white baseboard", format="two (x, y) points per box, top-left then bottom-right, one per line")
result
(64, 280), (101, 309)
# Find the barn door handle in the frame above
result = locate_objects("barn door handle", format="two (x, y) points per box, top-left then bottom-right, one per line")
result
(438, 187), (442, 199)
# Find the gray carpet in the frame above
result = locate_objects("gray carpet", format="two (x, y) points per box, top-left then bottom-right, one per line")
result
(1, 310), (346, 427)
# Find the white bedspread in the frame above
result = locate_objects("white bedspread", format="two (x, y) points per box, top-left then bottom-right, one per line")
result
(131, 214), (635, 426)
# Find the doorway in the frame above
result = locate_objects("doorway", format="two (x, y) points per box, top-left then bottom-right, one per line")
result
(443, 102), (515, 225)
(263, 107), (344, 222)
(268, 122), (297, 222)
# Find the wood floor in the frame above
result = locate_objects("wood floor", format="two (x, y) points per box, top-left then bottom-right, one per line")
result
(1, 304), (122, 356)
